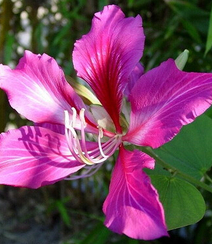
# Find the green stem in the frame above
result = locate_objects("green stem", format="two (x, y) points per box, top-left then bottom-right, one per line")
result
(205, 174), (212, 184)
(142, 147), (212, 194)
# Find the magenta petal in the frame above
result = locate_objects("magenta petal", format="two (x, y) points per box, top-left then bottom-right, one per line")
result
(124, 59), (212, 148)
(103, 147), (167, 240)
(0, 126), (85, 188)
(73, 5), (145, 132)
(35, 122), (65, 134)
(0, 51), (85, 124)
(124, 62), (144, 98)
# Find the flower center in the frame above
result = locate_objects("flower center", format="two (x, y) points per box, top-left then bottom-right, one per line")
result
(64, 108), (122, 165)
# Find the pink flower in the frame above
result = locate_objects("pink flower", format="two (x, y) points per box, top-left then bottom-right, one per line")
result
(1, 4), (212, 240)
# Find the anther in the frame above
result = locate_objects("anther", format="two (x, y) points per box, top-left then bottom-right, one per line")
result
(64, 108), (122, 166)
(71, 107), (77, 127)
(98, 127), (108, 158)
(79, 108), (86, 126)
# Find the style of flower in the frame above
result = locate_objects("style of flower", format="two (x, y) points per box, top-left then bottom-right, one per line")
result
(1, 4), (212, 240)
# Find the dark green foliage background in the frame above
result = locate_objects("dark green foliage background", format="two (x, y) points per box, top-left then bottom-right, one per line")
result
(0, 0), (212, 243)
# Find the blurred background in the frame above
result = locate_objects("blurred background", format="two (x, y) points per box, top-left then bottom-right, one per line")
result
(0, 0), (212, 243)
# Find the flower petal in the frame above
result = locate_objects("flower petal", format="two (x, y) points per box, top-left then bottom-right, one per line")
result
(73, 5), (145, 132)
(0, 126), (85, 188)
(103, 147), (167, 240)
(35, 122), (65, 134)
(124, 62), (144, 98)
(124, 59), (212, 148)
(0, 51), (85, 125)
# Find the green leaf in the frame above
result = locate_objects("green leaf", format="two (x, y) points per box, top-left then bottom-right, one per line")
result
(205, 6), (212, 55)
(151, 175), (206, 230)
(145, 162), (171, 177)
(52, 22), (71, 46)
(4, 33), (15, 64)
(55, 199), (71, 227)
(181, 19), (202, 43)
(98, 0), (109, 10)
(79, 222), (111, 244)
(165, 0), (209, 34)
(154, 115), (212, 180)
(35, 22), (44, 53)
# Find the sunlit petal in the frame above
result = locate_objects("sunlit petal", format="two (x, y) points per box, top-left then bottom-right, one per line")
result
(0, 126), (85, 188)
(73, 5), (145, 132)
(0, 51), (86, 125)
(103, 147), (167, 240)
(124, 59), (212, 148)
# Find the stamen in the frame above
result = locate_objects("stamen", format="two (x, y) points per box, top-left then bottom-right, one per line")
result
(65, 163), (103, 180)
(79, 108), (86, 126)
(65, 109), (91, 165)
(98, 127), (108, 158)
(79, 108), (88, 155)
(64, 108), (122, 166)
(71, 107), (77, 127)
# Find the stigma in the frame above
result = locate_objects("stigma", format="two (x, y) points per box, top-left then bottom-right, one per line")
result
(64, 108), (122, 165)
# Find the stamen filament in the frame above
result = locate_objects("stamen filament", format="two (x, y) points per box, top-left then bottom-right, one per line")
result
(64, 108), (122, 166)
(79, 108), (90, 158)
(71, 107), (77, 127)
(65, 163), (103, 180)
(98, 127), (108, 158)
